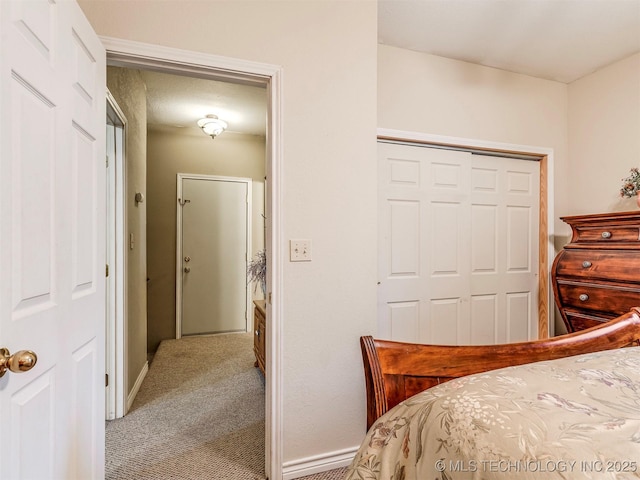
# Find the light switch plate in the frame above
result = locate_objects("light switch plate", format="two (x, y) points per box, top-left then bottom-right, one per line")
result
(290, 239), (312, 262)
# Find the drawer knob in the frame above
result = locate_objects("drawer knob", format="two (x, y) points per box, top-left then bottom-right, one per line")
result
(582, 261), (592, 268)
(601, 231), (612, 239)
(579, 293), (589, 302)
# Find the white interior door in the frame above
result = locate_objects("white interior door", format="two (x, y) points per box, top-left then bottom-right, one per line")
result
(0, 1), (106, 478)
(177, 175), (251, 336)
(378, 141), (540, 345)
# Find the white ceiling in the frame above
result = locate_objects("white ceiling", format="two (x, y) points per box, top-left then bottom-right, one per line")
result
(142, 0), (640, 137)
(379, 0), (640, 83)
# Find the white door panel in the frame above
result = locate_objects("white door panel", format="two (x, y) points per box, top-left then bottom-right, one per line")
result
(378, 142), (539, 345)
(178, 175), (250, 336)
(0, 1), (105, 478)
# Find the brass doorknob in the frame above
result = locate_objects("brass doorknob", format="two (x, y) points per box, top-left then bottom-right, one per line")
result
(0, 348), (37, 377)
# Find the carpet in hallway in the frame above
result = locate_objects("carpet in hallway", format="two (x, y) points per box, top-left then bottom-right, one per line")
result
(106, 332), (265, 479)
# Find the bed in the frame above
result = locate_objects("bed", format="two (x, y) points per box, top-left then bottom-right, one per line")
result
(345, 308), (640, 480)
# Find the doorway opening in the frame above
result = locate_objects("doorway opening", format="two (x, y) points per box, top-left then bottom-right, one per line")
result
(103, 38), (283, 480)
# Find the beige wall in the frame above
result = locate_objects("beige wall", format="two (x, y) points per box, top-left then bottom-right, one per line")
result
(106, 67), (148, 395)
(80, 0), (378, 468)
(568, 53), (640, 218)
(147, 129), (266, 352)
(378, 45), (569, 148)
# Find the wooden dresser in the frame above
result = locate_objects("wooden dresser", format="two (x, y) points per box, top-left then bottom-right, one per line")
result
(551, 211), (640, 332)
(253, 300), (266, 376)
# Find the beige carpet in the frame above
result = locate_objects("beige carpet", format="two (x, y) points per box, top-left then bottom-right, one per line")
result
(106, 332), (347, 480)
(297, 467), (348, 480)
(106, 333), (265, 479)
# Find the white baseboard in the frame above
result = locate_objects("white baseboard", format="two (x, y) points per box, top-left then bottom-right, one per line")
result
(126, 360), (148, 412)
(282, 446), (358, 480)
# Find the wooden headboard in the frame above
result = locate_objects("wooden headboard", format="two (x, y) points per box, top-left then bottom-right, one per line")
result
(360, 307), (640, 430)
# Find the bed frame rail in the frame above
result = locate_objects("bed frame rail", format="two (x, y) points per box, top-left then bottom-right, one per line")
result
(361, 307), (640, 430)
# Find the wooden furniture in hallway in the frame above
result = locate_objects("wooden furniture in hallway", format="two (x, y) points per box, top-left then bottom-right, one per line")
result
(253, 300), (266, 375)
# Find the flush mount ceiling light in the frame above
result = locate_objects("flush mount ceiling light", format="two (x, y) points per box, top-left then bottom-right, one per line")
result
(197, 114), (228, 139)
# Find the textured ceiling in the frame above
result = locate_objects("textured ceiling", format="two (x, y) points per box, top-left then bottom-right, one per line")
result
(142, 1), (640, 136)
(140, 70), (267, 138)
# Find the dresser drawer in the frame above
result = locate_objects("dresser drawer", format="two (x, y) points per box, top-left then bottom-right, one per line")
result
(556, 281), (640, 316)
(563, 310), (612, 332)
(554, 250), (640, 283)
(573, 225), (640, 243)
(253, 312), (264, 354)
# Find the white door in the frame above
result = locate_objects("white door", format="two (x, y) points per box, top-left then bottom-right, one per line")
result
(0, 1), (106, 479)
(378, 142), (540, 345)
(177, 175), (251, 336)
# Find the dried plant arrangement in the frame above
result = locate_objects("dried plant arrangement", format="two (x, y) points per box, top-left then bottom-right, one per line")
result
(620, 167), (640, 198)
(247, 249), (266, 295)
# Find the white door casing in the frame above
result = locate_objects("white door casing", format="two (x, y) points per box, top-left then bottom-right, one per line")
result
(0, 1), (106, 478)
(101, 37), (283, 479)
(176, 174), (251, 337)
(378, 141), (540, 345)
(106, 90), (127, 420)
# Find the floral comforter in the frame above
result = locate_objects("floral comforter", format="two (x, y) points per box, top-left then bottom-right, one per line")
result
(345, 348), (640, 480)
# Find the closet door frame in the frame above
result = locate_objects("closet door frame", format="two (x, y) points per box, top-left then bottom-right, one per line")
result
(377, 128), (554, 338)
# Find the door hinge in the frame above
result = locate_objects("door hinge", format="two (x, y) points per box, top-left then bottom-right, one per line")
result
(106, 155), (109, 168)
(105, 373), (109, 387)
(106, 264), (109, 277)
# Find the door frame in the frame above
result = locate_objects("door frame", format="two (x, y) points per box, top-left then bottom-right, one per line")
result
(378, 128), (555, 338)
(106, 90), (128, 419)
(175, 174), (253, 338)
(102, 37), (283, 479)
